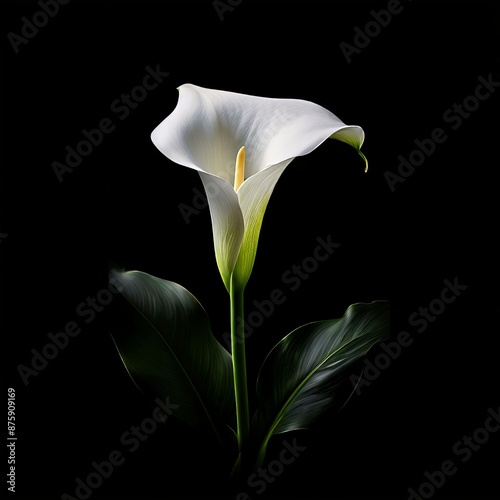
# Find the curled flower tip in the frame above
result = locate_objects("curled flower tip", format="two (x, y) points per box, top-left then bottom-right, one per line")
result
(358, 149), (368, 173)
(234, 146), (246, 191)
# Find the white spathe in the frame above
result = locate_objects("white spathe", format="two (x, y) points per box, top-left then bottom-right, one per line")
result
(151, 84), (367, 291)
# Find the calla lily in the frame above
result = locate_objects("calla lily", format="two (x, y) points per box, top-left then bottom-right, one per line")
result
(151, 84), (367, 292)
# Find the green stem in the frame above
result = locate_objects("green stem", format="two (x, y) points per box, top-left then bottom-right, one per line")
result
(230, 276), (250, 466)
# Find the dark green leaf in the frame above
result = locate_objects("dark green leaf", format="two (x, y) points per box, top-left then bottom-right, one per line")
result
(109, 268), (234, 446)
(253, 301), (389, 465)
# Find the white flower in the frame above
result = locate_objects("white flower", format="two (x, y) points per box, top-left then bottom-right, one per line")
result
(151, 84), (367, 291)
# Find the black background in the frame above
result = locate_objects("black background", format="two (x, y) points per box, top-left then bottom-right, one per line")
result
(1, 0), (499, 499)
